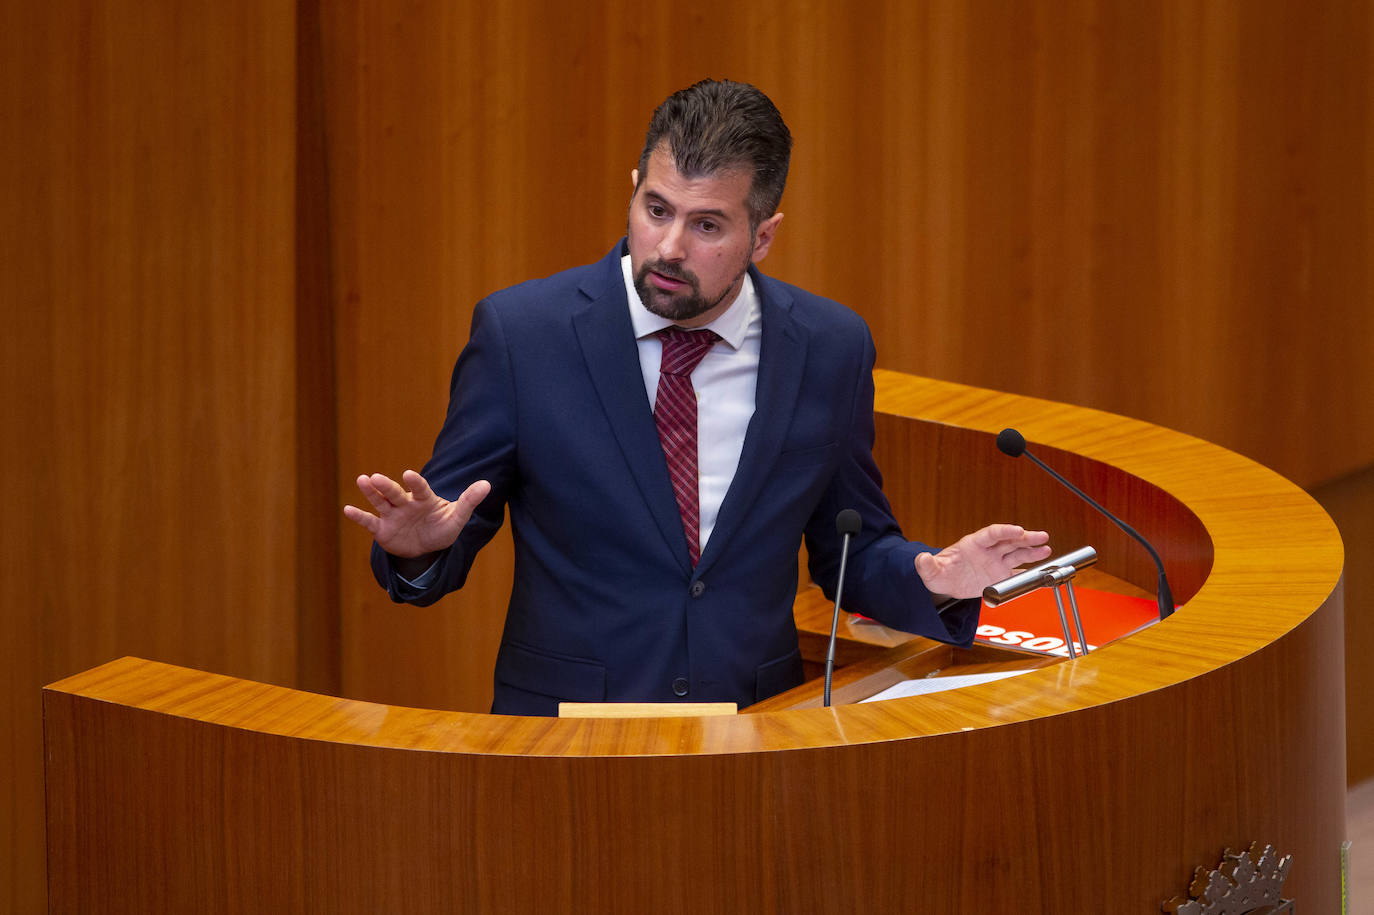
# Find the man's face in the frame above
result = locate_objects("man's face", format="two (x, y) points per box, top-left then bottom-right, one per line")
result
(627, 143), (782, 327)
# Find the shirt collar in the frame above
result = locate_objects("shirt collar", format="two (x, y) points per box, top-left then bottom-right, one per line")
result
(620, 254), (756, 350)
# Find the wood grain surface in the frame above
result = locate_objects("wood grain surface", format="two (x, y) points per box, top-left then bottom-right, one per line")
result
(3, 4), (298, 911)
(46, 373), (1345, 912)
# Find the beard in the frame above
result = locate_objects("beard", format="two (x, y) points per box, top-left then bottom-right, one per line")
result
(632, 252), (753, 323)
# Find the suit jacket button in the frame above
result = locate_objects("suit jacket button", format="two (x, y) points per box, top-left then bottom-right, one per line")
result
(672, 678), (690, 697)
(690, 580), (706, 598)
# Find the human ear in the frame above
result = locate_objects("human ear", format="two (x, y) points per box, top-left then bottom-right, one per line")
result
(750, 212), (784, 263)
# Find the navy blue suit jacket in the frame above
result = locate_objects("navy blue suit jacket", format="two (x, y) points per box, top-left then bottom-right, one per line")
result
(373, 241), (978, 715)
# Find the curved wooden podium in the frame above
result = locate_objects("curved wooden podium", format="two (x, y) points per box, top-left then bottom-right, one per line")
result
(44, 371), (1345, 912)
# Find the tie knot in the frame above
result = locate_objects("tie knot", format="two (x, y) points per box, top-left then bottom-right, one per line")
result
(657, 327), (719, 377)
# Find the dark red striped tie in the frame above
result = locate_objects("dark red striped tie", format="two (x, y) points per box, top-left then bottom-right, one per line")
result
(654, 327), (719, 566)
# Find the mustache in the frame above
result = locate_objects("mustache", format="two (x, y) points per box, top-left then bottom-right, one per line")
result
(641, 259), (696, 285)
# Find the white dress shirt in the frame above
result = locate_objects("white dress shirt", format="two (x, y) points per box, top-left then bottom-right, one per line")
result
(621, 255), (761, 556)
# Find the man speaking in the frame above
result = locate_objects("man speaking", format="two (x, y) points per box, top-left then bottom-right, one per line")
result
(344, 79), (1050, 715)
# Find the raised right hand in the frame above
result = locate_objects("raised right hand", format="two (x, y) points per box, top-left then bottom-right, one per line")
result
(343, 470), (491, 559)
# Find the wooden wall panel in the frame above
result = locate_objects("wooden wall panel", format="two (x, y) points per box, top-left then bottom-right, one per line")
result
(323, 0), (515, 713)
(295, 0), (343, 697)
(2, 3), (298, 910)
(1314, 466), (1374, 780)
(765, 1), (1373, 488)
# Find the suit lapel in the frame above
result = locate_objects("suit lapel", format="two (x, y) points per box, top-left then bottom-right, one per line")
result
(571, 248), (693, 572)
(696, 274), (807, 576)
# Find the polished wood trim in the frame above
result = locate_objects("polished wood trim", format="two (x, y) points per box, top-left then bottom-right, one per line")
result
(45, 373), (1345, 910)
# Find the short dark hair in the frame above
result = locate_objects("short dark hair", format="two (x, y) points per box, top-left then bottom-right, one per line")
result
(637, 79), (792, 230)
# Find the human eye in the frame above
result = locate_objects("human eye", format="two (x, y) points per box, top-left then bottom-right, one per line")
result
(647, 203), (668, 219)
(697, 219), (719, 234)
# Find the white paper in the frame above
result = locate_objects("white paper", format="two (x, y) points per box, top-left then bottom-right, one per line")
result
(860, 668), (1035, 703)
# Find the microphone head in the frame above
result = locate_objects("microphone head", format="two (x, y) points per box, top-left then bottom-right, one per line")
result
(996, 428), (1027, 458)
(835, 509), (862, 536)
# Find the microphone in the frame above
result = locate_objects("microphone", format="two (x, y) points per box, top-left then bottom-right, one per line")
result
(823, 509), (862, 708)
(983, 546), (1098, 606)
(996, 428), (1174, 619)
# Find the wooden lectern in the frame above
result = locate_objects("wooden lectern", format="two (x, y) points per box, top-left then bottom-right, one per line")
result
(44, 370), (1345, 912)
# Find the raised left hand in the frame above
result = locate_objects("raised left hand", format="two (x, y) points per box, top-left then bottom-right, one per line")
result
(913, 524), (1052, 599)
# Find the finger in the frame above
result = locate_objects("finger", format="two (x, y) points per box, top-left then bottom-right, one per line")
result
(1000, 531), (1050, 560)
(356, 474), (392, 513)
(451, 479), (492, 524)
(964, 523), (1021, 549)
(401, 469), (434, 500)
(1004, 543), (1053, 567)
(342, 503), (380, 534)
(991, 523), (1049, 545)
(369, 472), (410, 505)
(975, 525), (1049, 557)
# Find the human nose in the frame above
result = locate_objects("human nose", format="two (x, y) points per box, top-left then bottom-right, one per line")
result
(656, 220), (687, 263)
